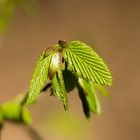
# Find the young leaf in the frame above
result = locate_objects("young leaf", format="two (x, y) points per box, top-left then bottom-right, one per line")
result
(77, 85), (91, 118)
(49, 52), (61, 80)
(0, 101), (32, 124)
(94, 84), (110, 97)
(62, 41), (112, 86)
(51, 70), (68, 111)
(21, 107), (32, 124)
(1, 102), (21, 121)
(78, 78), (101, 117)
(26, 51), (53, 105)
(62, 69), (77, 92)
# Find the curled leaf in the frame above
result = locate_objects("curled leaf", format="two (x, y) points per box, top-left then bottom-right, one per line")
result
(62, 69), (77, 92)
(78, 78), (101, 118)
(51, 69), (68, 111)
(0, 101), (32, 124)
(49, 52), (61, 80)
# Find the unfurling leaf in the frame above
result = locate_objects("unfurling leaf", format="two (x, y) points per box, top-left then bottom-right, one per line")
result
(51, 70), (68, 111)
(62, 69), (77, 92)
(77, 85), (91, 118)
(0, 101), (32, 124)
(78, 78), (101, 118)
(26, 51), (53, 105)
(62, 41), (112, 86)
(21, 107), (32, 124)
(94, 84), (110, 97)
(49, 52), (61, 80)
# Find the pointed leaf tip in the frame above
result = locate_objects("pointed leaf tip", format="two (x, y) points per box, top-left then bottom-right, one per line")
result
(49, 52), (61, 80)
(51, 70), (68, 111)
(62, 41), (112, 86)
(26, 51), (53, 105)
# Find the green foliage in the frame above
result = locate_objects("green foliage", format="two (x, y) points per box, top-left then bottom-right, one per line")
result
(26, 51), (53, 105)
(78, 78), (101, 118)
(62, 69), (77, 92)
(62, 41), (112, 86)
(0, 101), (32, 124)
(94, 84), (110, 97)
(50, 51), (68, 110)
(21, 106), (32, 124)
(26, 40), (113, 118)
(51, 70), (68, 111)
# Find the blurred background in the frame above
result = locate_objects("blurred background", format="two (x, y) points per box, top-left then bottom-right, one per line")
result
(0, 0), (140, 140)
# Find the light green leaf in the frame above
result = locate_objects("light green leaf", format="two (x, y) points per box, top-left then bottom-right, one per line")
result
(62, 41), (112, 86)
(26, 51), (52, 105)
(0, 101), (32, 124)
(78, 78), (101, 115)
(51, 70), (68, 111)
(1, 102), (21, 121)
(22, 107), (32, 124)
(94, 84), (110, 97)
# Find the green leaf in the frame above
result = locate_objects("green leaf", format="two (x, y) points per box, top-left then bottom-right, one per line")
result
(26, 51), (53, 105)
(1, 102), (21, 121)
(62, 68), (77, 92)
(78, 78), (101, 117)
(0, 101), (32, 124)
(77, 85), (91, 118)
(21, 107), (32, 124)
(94, 84), (110, 97)
(62, 41), (112, 86)
(51, 70), (68, 111)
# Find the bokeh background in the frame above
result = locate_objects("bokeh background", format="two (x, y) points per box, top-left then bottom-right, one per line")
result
(0, 0), (140, 140)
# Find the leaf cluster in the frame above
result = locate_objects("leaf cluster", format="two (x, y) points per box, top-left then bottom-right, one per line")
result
(25, 40), (112, 118)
